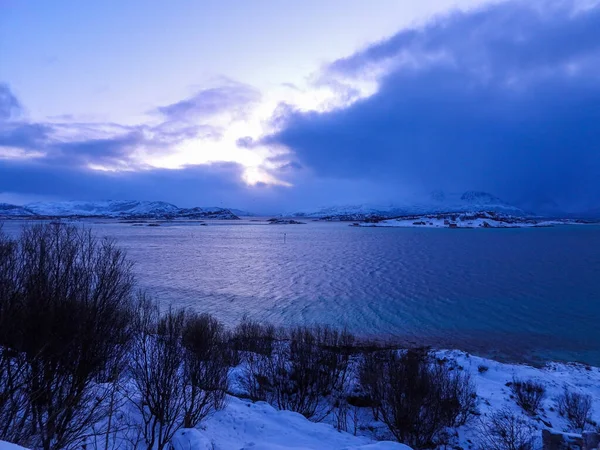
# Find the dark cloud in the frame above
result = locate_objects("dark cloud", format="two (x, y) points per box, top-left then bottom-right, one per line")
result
(157, 82), (261, 121)
(0, 158), (250, 206)
(0, 83), (22, 121)
(0, 122), (51, 150)
(268, 0), (600, 213)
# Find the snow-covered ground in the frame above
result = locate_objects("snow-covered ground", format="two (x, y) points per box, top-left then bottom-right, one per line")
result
(171, 397), (411, 450)
(434, 350), (600, 448)
(1, 350), (598, 450)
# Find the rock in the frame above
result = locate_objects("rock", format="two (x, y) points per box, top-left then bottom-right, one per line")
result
(583, 431), (600, 450)
(267, 218), (306, 225)
(542, 429), (583, 450)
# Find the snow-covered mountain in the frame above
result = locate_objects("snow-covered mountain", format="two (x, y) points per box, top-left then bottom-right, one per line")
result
(0, 201), (240, 220)
(26, 200), (181, 217)
(290, 191), (526, 221)
(0, 203), (37, 217)
(228, 208), (256, 217)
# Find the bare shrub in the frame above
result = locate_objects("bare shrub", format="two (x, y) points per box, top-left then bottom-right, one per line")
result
(181, 312), (229, 428)
(232, 317), (276, 356)
(242, 326), (355, 420)
(129, 302), (228, 450)
(477, 408), (535, 450)
(0, 228), (30, 444)
(557, 387), (593, 432)
(129, 302), (186, 450)
(0, 223), (136, 450)
(359, 348), (477, 448)
(510, 378), (545, 415)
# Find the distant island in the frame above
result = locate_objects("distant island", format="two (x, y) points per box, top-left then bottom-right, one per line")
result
(351, 211), (589, 229)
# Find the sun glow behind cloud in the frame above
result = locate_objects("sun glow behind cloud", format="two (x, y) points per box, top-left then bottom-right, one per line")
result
(123, 77), (380, 186)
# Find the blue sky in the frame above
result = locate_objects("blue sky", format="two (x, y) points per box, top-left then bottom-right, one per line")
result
(1, 0), (599, 213)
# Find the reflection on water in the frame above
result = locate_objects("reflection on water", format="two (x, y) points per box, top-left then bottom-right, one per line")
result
(4, 220), (600, 365)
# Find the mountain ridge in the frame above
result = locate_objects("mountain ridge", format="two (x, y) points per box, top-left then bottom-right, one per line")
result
(0, 200), (241, 220)
(288, 190), (527, 221)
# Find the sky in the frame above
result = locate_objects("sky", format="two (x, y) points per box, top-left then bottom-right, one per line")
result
(1, 0), (599, 214)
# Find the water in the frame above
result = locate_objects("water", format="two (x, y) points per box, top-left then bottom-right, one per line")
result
(4, 220), (600, 365)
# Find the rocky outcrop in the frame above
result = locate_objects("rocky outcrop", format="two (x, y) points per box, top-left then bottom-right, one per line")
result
(542, 429), (600, 450)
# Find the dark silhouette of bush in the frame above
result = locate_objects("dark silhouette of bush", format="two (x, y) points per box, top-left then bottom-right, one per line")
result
(129, 300), (228, 450)
(359, 348), (477, 448)
(557, 387), (593, 432)
(232, 317), (277, 356)
(0, 223), (136, 450)
(510, 378), (545, 415)
(181, 312), (229, 428)
(477, 408), (535, 450)
(242, 325), (355, 420)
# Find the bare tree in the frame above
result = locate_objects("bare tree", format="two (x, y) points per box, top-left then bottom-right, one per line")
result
(0, 223), (136, 450)
(129, 302), (186, 450)
(129, 302), (229, 450)
(181, 312), (228, 428)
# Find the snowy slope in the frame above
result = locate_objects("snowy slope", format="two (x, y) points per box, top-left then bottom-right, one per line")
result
(25, 200), (180, 217)
(172, 396), (412, 450)
(0, 441), (27, 450)
(2, 350), (599, 450)
(0, 203), (36, 217)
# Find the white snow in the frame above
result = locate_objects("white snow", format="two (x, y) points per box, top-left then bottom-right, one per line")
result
(0, 441), (27, 450)
(437, 350), (600, 448)
(171, 396), (412, 450)
(1, 350), (599, 450)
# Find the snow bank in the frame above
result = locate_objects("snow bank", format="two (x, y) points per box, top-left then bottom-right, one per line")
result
(3, 350), (599, 450)
(0, 441), (27, 450)
(172, 396), (412, 450)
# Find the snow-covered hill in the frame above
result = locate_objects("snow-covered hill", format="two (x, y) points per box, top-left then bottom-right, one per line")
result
(290, 191), (526, 221)
(26, 200), (181, 217)
(0, 201), (240, 220)
(0, 203), (37, 217)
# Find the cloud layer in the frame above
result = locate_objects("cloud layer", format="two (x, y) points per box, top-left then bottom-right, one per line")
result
(269, 0), (600, 212)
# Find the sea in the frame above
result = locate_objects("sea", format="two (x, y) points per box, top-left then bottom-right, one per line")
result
(3, 219), (600, 365)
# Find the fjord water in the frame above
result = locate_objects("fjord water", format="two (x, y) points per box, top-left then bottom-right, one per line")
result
(8, 220), (600, 365)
